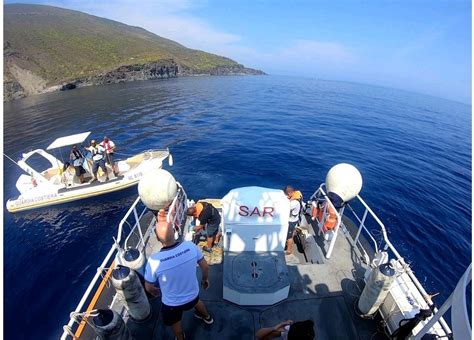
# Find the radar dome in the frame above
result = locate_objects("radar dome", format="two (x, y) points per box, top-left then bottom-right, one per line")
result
(325, 163), (363, 203)
(138, 169), (177, 211)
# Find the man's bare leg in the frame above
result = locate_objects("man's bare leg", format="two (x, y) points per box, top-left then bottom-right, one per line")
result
(285, 238), (294, 255)
(194, 300), (210, 318)
(207, 235), (216, 249)
(171, 321), (185, 340)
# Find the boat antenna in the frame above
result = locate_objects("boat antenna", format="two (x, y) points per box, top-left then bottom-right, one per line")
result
(3, 153), (21, 168)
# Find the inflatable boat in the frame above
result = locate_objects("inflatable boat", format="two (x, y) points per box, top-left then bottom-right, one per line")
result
(6, 132), (173, 213)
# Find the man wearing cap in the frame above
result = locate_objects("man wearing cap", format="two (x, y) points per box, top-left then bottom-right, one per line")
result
(145, 210), (214, 340)
(69, 144), (87, 183)
(86, 139), (109, 182)
(186, 202), (222, 253)
(99, 136), (118, 177)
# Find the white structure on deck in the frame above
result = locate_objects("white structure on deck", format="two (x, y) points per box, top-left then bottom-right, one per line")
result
(222, 186), (290, 305)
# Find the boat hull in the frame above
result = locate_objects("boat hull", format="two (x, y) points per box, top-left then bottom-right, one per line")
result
(6, 178), (140, 213)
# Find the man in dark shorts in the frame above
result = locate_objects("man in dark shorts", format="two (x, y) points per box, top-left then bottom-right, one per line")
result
(187, 201), (222, 252)
(145, 211), (213, 340)
(69, 145), (86, 183)
(86, 140), (109, 182)
(100, 136), (119, 177)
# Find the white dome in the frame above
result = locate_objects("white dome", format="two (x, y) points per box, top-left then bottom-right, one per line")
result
(138, 169), (178, 210)
(325, 163), (363, 203)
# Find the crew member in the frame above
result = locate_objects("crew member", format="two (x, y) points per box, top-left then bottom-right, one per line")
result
(145, 210), (214, 340)
(100, 136), (118, 177)
(86, 139), (109, 182)
(284, 185), (303, 255)
(69, 144), (86, 183)
(256, 319), (315, 340)
(187, 202), (221, 253)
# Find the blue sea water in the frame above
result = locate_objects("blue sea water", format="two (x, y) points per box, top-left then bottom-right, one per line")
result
(3, 76), (471, 339)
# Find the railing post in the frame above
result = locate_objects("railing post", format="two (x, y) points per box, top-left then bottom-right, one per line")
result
(133, 206), (144, 247)
(354, 209), (367, 244)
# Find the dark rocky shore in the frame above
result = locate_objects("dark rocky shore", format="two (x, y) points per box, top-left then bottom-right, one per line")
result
(4, 60), (265, 101)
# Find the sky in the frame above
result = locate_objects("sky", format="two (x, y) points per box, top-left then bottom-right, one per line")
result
(5, 0), (472, 103)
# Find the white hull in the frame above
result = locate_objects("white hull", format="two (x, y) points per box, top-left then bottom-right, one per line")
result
(7, 150), (171, 213)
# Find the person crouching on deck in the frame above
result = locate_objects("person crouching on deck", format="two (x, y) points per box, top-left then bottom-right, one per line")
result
(145, 210), (214, 340)
(284, 185), (303, 255)
(187, 202), (222, 253)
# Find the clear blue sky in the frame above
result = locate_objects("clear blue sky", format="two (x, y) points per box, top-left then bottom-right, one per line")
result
(5, 0), (472, 103)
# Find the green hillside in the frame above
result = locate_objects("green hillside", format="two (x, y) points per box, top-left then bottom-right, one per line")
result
(4, 4), (263, 100)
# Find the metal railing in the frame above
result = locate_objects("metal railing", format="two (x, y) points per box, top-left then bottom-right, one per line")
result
(61, 182), (187, 339)
(309, 184), (343, 259)
(413, 264), (472, 339)
(61, 196), (146, 339)
(309, 183), (456, 337)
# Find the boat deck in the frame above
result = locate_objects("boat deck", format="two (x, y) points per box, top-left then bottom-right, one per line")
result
(78, 210), (385, 340)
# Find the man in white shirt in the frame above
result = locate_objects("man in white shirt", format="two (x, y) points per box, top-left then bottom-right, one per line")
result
(100, 136), (119, 176)
(145, 212), (213, 340)
(284, 186), (303, 255)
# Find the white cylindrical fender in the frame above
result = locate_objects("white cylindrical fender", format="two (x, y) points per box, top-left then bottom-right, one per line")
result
(110, 266), (150, 321)
(91, 309), (132, 340)
(138, 169), (177, 211)
(358, 263), (395, 316)
(325, 163), (363, 203)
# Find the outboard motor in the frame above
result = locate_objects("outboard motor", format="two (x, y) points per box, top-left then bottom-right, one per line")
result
(110, 265), (150, 321)
(357, 263), (396, 317)
(118, 248), (146, 276)
(91, 309), (132, 340)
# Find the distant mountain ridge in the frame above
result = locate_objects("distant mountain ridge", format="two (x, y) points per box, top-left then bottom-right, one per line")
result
(4, 4), (265, 101)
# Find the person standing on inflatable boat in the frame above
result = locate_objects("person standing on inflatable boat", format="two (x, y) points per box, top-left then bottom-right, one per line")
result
(187, 202), (222, 253)
(284, 185), (303, 255)
(100, 136), (119, 177)
(86, 140), (109, 182)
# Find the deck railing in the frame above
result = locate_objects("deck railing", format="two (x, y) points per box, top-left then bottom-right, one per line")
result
(61, 182), (187, 339)
(309, 184), (462, 337)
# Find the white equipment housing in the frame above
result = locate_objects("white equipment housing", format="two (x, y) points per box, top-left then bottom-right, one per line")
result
(222, 186), (290, 305)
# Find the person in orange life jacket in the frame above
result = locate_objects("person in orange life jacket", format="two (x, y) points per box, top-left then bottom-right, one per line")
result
(145, 210), (213, 340)
(86, 140), (109, 182)
(284, 185), (303, 255)
(69, 144), (87, 183)
(186, 202), (221, 253)
(100, 136), (119, 177)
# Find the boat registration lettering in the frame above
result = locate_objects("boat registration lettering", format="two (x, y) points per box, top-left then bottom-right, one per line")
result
(128, 172), (143, 180)
(239, 205), (274, 217)
(16, 193), (58, 206)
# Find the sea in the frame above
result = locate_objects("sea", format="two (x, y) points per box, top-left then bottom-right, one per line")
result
(3, 75), (471, 339)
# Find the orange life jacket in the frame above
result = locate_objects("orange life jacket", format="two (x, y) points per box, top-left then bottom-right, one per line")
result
(194, 202), (205, 218)
(289, 190), (303, 201)
(311, 202), (338, 232)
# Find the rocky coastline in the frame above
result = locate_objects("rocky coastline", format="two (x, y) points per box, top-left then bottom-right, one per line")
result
(4, 60), (265, 102)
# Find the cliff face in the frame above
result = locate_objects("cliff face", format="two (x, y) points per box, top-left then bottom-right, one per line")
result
(4, 4), (265, 101)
